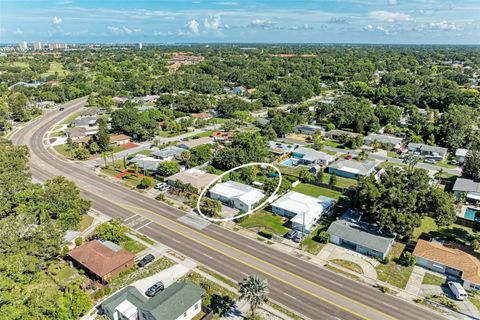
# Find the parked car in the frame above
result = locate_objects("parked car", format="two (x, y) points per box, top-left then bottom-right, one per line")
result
(448, 281), (467, 301)
(138, 254), (155, 268)
(59, 107), (64, 111)
(425, 158), (437, 164)
(292, 233), (303, 243)
(145, 281), (164, 297)
(285, 230), (297, 239)
(155, 183), (170, 191)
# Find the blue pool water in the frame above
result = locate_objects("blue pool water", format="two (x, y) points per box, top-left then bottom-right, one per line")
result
(464, 208), (479, 221)
(281, 158), (294, 166)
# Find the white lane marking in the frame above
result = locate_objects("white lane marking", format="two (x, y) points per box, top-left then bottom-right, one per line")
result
(135, 221), (152, 231)
(283, 292), (298, 300)
(246, 244), (257, 251)
(203, 254), (214, 260)
(381, 302), (398, 310)
(240, 271), (249, 276)
(170, 238), (181, 244)
(329, 280), (344, 287)
(283, 260), (297, 267)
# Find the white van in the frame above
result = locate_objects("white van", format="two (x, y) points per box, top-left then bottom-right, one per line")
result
(448, 281), (468, 300)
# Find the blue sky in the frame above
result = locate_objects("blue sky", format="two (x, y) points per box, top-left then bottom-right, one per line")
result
(1, 0), (479, 44)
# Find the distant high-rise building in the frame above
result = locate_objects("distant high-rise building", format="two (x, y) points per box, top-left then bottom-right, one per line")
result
(18, 41), (28, 51)
(33, 42), (42, 51)
(138, 42), (143, 50)
(48, 43), (68, 50)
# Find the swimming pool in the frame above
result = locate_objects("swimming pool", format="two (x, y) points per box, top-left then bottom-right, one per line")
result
(280, 157), (300, 167)
(464, 207), (480, 221)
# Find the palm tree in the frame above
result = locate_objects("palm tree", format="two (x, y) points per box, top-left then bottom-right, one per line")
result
(239, 275), (269, 317)
(34, 201), (49, 224)
(101, 152), (108, 168)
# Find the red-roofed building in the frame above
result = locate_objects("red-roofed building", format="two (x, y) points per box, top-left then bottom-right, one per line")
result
(191, 113), (213, 120)
(68, 240), (135, 283)
(211, 131), (233, 142)
(110, 134), (131, 146)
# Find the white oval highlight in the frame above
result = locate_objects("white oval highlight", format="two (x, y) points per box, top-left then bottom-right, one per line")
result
(196, 162), (282, 222)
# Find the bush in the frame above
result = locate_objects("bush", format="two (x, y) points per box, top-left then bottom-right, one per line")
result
(94, 287), (112, 299)
(74, 237), (83, 246)
(400, 251), (416, 267)
(316, 231), (330, 244)
(138, 177), (153, 189)
(258, 229), (273, 239)
(233, 212), (246, 223)
(472, 239), (480, 251)
(95, 218), (128, 244)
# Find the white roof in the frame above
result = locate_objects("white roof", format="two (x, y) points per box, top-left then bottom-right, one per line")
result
(210, 181), (264, 206)
(455, 148), (469, 157)
(294, 147), (334, 162)
(272, 191), (324, 217)
(116, 300), (138, 319)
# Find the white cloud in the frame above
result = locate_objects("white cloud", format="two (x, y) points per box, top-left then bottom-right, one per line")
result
(204, 16), (221, 30)
(187, 19), (200, 34)
(427, 21), (462, 31)
(13, 28), (23, 35)
(52, 16), (63, 25)
(248, 19), (275, 29)
(363, 25), (374, 31)
(370, 11), (411, 22)
(213, 1), (239, 5)
(387, 0), (398, 6)
(107, 26), (140, 35)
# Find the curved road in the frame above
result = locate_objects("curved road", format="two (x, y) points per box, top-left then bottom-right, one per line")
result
(11, 98), (448, 320)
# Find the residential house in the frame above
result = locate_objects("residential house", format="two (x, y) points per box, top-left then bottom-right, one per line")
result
(177, 137), (214, 150)
(407, 143), (448, 160)
(271, 191), (335, 234)
(98, 286), (147, 320)
(110, 134), (131, 147)
(72, 116), (99, 128)
(138, 282), (205, 320)
(79, 108), (103, 117)
(255, 118), (270, 126)
(294, 124), (324, 135)
(36, 101), (56, 108)
(129, 155), (163, 173)
(212, 131), (234, 142)
(152, 146), (185, 161)
(268, 141), (296, 156)
(65, 127), (98, 140)
(292, 147), (335, 166)
(413, 239), (480, 290)
(326, 210), (395, 259)
(364, 134), (403, 150)
(99, 282), (205, 320)
(166, 168), (218, 194)
(68, 240), (135, 283)
(327, 159), (378, 179)
(324, 130), (360, 140)
(209, 181), (265, 212)
(452, 178), (480, 204)
(455, 148), (469, 164)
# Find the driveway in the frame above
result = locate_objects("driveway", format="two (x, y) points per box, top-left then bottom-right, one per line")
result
(132, 263), (192, 297)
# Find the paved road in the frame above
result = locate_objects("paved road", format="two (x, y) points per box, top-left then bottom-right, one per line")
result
(11, 99), (449, 320)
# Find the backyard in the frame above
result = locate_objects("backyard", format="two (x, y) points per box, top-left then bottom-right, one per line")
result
(292, 183), (343, 200)
(277, 164), (357, 189)
(412, 217), (475, 245)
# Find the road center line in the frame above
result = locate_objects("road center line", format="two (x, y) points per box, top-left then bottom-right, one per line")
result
(283, 292), (298, 300)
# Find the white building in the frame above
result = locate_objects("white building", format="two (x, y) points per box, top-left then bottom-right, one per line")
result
(209, 181), (265, 212)
(18, 41), (28, 51)
(455, 148), (469, 164)
(271, 191), (335, 234)
(32, 42), (43, 50)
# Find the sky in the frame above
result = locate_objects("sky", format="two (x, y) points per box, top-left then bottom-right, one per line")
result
(0, 0), (479, 44)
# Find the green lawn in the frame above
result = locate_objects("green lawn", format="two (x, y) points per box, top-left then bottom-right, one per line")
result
(158, 130), (188, 137)
(79, 214), (94, 232)
(41, 62), (67, 77)
(60, 110), (83, 125)
(469, 293), (480, 312)
(324, 139), (343, 148)
(376, 243), (413, 289)
(412, 217), (474, 245)
(325, 264), (360, 280)
(278, 165), (356, 188)
(53, 144), (73, 158)
(293, 183), (343, 200)
(119, 236), (146, 253)
(387, 151), (399, 158)
(422, 273), (445, 286)
(430, 159), (457, 169)
(331, 259), (363, 274)
(301, 217), (334, 255)
(192, 130), (214, 138)
(239, 210), (289, 235)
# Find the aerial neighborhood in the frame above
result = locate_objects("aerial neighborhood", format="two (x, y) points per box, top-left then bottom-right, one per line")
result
(1, 36), (480, 320)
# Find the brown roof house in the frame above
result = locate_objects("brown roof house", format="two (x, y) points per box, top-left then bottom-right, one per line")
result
(110, 134), (131, 147)
(68, 240), (135, 283)
(414, 239), (480, 290)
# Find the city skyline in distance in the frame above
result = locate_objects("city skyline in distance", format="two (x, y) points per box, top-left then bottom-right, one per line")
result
(1, 0), (479, 45)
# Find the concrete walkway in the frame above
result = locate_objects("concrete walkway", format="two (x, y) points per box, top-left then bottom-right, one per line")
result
(405, 266), (427, 296)
(317, 244), (378, 282)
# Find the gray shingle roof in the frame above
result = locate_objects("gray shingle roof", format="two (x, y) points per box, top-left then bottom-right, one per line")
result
(408, 143), (448, 156)
(364, 134), (402, 146)
(294, 147), (334, 162)
(139, 282), (204, 320)
(453, 178), (480, 193)
(152, 146), (185, 159)
(328, 159), (377, 176)
(100, 286), (147, 317)
(327, 219), (395, 254)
